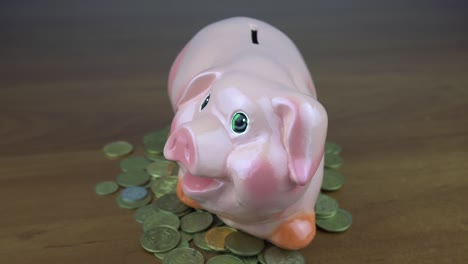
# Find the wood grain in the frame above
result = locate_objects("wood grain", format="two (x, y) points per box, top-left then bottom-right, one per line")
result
(1, 1), (467, 263)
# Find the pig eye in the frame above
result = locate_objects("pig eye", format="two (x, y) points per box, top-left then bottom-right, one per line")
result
(200, 93), (210, 111)
(231, 112), (248, 134)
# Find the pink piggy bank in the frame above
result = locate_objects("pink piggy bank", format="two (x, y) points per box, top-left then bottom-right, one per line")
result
(163, 17), (328, 250)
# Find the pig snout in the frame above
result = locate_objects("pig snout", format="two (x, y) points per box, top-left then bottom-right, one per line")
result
(164, 116), (232, 177)
(164, 127), (196, 168)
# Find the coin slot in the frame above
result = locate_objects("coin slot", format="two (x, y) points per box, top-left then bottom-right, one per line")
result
(251, 29), (258, 44)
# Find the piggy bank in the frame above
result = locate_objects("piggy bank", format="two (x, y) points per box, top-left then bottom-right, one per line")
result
(163, 17), (327, 250)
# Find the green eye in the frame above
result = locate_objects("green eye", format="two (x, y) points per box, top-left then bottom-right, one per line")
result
(231, 112), (248, 134)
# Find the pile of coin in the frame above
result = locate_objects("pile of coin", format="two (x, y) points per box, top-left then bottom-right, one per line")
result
(315, 141), (353, 232)
(143, 126), (170, 161)
(96, 128), (351, 263)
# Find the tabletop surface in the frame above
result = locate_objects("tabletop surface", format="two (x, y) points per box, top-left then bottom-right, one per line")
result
(1, 1), (467, 263)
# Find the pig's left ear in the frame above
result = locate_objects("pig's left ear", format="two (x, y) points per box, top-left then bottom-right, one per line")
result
(272, 93), (328, 186)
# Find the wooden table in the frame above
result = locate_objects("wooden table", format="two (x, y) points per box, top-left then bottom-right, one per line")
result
(1, 1), (466, 263)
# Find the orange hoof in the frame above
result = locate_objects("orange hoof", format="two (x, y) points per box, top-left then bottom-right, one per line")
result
(176, 181), (203, 209)
(269, 213), (316, 250)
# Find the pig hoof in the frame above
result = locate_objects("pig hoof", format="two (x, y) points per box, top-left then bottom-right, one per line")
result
(269, 213), (316, 250)
(176, 181), (203, 209)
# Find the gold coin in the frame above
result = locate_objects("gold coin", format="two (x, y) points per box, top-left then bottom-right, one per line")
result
(204, 226), (237, 252)
(193, 232), (214, 252)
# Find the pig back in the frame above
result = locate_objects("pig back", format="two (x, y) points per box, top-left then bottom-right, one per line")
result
(168, 17), (316, 109)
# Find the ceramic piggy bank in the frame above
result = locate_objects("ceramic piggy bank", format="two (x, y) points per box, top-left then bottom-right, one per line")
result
(163, 17), (328, 250)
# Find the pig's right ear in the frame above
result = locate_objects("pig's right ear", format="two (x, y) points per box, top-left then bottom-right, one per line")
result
(272, 93), (328, 186)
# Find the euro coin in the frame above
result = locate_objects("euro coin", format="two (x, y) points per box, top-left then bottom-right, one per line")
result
(146, 161), (173, 178)
(325, 141), (342, 154)
(143, 210), (180, 231)
(324, 153), (343, 169)
(154, 251), (166, 260)
(175, 207), (193, 218)
(142, 179), (154, 189)
(134, 204), (161, 223)
(144, 137), (167, 155)
(180, 211), (213, 233)
(140, 225), (180, 253)
(151, 176), (178, 198)
(321, 169), (345, 191)
(116, 193), (151, 209)
(179, 239), (190, 248)
(181, 231), (194, 242)
(94, 181), (119, 195)
(316, 208), (352, 232)
(143, 127), (170, 155)
(264, 246), (305, 264)
(204, 226), (237, 252)
(315, 193), (339, 219)
(258, 251), (267, 264)
(116, 170), (150, 187)
(119, 156), (151, 172)
(154, 239), (190, 260)
(102, 141), (133, 158)
(162, 247), (204, 264)
(143, 127), (170, 145)
(240, 256), (258, 264)
(206, 254), (244, 264)
(193, 232), (213, 252)
(145, 151), (164, 162)
(225, 231), (265, 257)
(155, 193), (190, 215)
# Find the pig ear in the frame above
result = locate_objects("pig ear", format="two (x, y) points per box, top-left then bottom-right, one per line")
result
(177, 72), (218, 106)
(272, 93), (328, 186)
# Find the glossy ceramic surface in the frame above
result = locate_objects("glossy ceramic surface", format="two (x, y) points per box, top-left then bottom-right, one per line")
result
(164, 17), (328, 250)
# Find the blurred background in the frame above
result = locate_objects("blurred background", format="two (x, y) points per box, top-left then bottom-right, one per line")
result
(1, 0), (466, 155)
(1, 1), (467, 263)
(2, 1), (467, 84)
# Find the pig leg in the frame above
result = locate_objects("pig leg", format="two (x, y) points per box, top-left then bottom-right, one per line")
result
(218, 211), (316, 250)
(267, 157), (324, 250)
(268, 213), (316, 250)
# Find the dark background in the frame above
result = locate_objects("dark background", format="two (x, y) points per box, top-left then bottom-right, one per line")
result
(1, 1), (467, 263)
